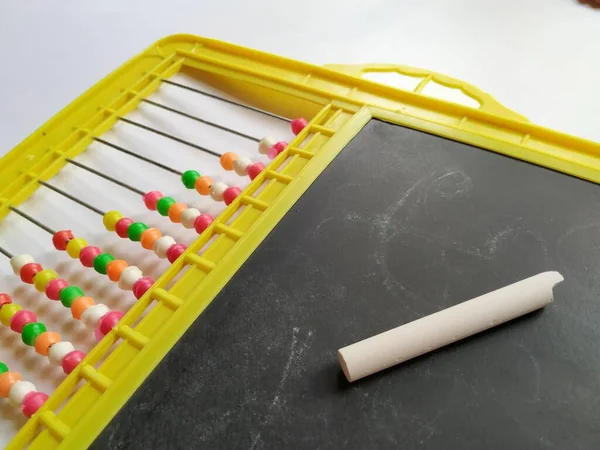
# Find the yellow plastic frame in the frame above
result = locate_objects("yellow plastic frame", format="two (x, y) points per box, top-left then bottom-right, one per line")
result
(2, 34), (599, 449)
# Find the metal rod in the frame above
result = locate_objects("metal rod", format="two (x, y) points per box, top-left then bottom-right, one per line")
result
(9, 207), (56, 235)
(66, 158), (145, 196)
(161, 79), (290, 123)
(40, 181), (107, 216)
(142, 99), (260, 143)
(0, 245), (13, 259)
(119, 117), (222, 158)
(94, 137), (183, 176)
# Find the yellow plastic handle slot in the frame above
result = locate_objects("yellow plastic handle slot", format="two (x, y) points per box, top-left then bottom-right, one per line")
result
(324, 63), (528, 123)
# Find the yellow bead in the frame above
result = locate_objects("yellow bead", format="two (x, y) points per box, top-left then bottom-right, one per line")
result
(33, 269), (58, 292)
(66, 237), (88, 259)
(0, 304), (22, 326)
(103, 210), (123, 232)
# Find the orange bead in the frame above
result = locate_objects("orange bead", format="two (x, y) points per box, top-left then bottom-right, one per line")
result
(0, 372), (22, 398)
(34, 331), (61, 356)
(168, 203), (187, 223)
(140, 228), (162, 250)
(220, 152), (238, 171)
(106, 259), (128, 282)
(195, 176), (213, 196)
(71, 296), (95, 320)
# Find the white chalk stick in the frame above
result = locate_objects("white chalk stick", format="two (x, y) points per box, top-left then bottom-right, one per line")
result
(338, 271), (564, 382)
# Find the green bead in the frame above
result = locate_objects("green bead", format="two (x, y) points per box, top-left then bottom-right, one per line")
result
(156, 197), (176, 216)
(60, 285), (84, 307)
(0, 362), (8, 374)
(93, 253), (115, 275)
(127, 222), (149, 241)
(22, 322), (47, 346)
(181, 170), (201, 189)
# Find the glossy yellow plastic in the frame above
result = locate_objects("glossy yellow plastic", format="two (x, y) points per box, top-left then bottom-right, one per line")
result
(2, 34), (599, 449)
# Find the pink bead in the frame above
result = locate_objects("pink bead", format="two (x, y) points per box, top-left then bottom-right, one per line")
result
(194, 214), (214, 234)
(79, 246), (102, 267)
(143, 191), (163, 210)
(223, 187), (241, 206)
(132, 277), (154, 299)
(166, 244), (187, 263)
(10, 310), (36, 333)
(273, 141), (288, 153)
(291, 118), (308, 135)
(115, 218), (134, 238)
(45, 278), (68, 300)
(61, 350), (86, 374)
(247, 163), (265, 180)
(267, 146), (278, 160)
(21, 391), (49, 418)
(98, 311), (124, 336)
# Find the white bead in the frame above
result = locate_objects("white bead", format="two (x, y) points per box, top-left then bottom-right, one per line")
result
(259, 136), (277, 155)
(10, 254), (35, 276)
(49, 341), (75, 365)
(210, 182), (228, 202)
(118, 266), (143, 290)
(233, 157), (252, 176)
(153, 236), (176, 259)
(9, 381), (36, 407)
(82, 304), (110, 329)
(181, 208), (201, 229)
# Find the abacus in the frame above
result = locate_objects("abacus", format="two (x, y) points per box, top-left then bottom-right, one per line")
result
(1, 35), (598, 449)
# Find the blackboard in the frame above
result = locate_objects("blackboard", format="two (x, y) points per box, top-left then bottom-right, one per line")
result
(93, 120), (600, 449)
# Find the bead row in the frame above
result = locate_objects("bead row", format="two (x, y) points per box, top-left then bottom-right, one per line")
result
(0, 361), (48, 418)
(9, 256), (123, 342)
(141, 191), (218, 234)
(0, 293), (85, 375)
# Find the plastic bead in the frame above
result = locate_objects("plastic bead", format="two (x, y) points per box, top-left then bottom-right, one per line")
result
(267, 146), (278, 160)
(273, 141), (288, 153)
(22, 391), (48, 418)
(0, 362), (7, 375)
(247, 162), (265, 180)
(220, 152), (238, 170)
(103, 210), (123, 231)
(93, 253), (115, 275)
(291, 117), (308, 135)
(9, 381), (36, 407)
(59, 286), (84, 308)
(115, 218), (134, 238)
(61, 351), (86, 374)
(106, 260), (128, 282)
(78, 246), (101, 268)
(181, 208), (201, 229)
(0, 304), (21, 326)
(209, 182), (228, 202)
(166, 244), (187, 263)
(10, 310), (36, 333)
(156, 197), (176, 216)
(194, 214), (214, 234)
(139, 228), (161, 250)
(52, 230), (74, 251)
(20, 263), (43, 284)
(143, 191), (163, 210)
(98, 311), (124, 335)
(259, 136), (277, 154)
(33, 269), (58, 292)
(66, 238), (88, 259)
(0, 372), (22, 397)
(233, 157), (252, 176)
(0, 293), (12, 309)
(10, 254), (34, 276)
(118, 266), (143, 290)
(34, 331), (61, 356)
(168, 203), (187, 223)
(81, 304), (110, 329)
(181, 170), (200, 189)
(223, 187), (242, 205)
(195, 176), (213, 195)
(22, 322), (47, 346)
(132, 277), (154, 299)
(45, 278), (68, 301)
(71, 296), (95, 320)
(49, 341), (75, 366)
(153, 236), (176, 259)
(128, 222), (149, 242)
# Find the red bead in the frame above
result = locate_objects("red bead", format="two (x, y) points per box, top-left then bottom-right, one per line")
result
(20, 263), (43, 284)
(143, 191), (163, 210)
(98, 311), (124, 336)
(166, 244), (187, 263)
(132, 277), (154, 299)
(194, 214), (214, 234)
(79, 246), (102, 267)
(61, 350), (86, 374)
(0, 293), (12, 309)
(291, 118), (308, 135)
(10, 310), (37, 333)
(247, 163), (265, 180)
(21, 391), (49, 418)
(115, 218), (134, 238)
(223, 187), (241, 206)
(273, 141), (288, 153)
(52, 230), (74, 251)
(45, 278), (68, 300)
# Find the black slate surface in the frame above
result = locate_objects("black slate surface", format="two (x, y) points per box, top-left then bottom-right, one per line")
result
(94, 120), (600, 449)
